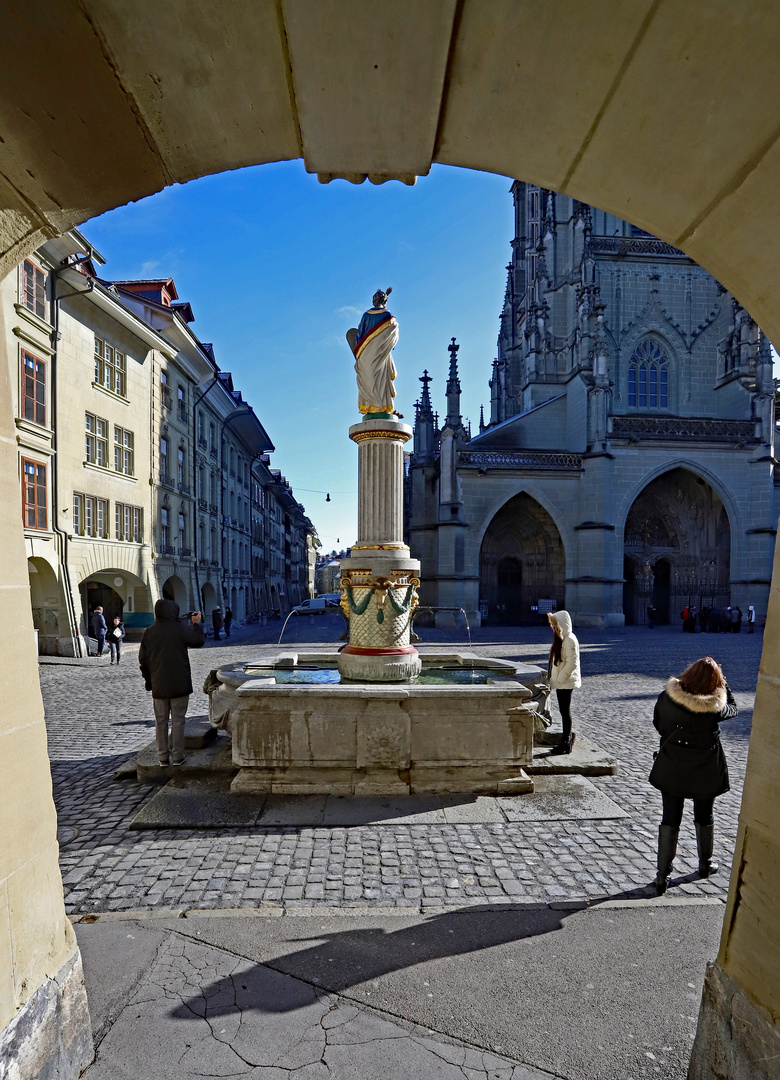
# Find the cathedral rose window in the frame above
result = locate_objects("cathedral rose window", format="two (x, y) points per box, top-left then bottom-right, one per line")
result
(628, 339), (669, 409)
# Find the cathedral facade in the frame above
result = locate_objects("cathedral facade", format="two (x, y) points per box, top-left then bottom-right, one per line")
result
(407, 183), (778, 628)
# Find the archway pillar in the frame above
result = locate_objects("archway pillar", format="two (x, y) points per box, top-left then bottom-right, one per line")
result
(0, 325), (93, 1072)
(689, 533), (780, 1076)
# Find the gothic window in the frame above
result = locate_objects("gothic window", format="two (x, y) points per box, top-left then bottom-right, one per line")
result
(628, 339), (669, 409)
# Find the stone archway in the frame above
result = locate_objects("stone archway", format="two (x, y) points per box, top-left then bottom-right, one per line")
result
(480, 493), (565, 626)
(3, 10), (780, 1076)
(623, 467), (730, 626)
(201, 581), (218, 618)
(27, 557), (61, 655)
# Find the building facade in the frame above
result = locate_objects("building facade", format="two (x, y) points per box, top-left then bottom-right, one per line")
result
(408, 184), (778, 628)
(4, 237), (316, 654)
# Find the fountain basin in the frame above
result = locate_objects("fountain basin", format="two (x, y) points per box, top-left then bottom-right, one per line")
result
(205, 651), (545, 796)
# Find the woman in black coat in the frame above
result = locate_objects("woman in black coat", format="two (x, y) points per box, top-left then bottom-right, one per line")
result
(649, 656), (737, 894)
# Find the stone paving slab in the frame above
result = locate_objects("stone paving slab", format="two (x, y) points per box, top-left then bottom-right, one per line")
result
(129, 777), (266, 830)
(497, 775), (628, 821)
(74, 900), (722, 1080)
(128, 777), (627, 830)
(78, 918), (552, 1080)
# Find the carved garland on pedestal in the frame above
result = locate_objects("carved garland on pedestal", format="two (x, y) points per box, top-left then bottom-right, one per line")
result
(340, 575), (420, 624)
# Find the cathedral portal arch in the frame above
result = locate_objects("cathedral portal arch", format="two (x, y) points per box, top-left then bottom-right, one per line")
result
(621, 466), (731, 625)
(479, 491), (566, 626)
(617, 457), (739, 542)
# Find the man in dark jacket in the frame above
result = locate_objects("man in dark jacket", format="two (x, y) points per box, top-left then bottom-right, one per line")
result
(139, 599), (205, 766)
(212, 607), (223, 641)
(91, 606), (107, 656)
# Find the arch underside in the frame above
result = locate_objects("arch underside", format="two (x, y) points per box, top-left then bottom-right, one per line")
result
(3, 2), (780, 350)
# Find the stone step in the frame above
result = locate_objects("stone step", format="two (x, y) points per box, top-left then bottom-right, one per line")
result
(133, 734), (235, 784)
(527, 732), (619, 776)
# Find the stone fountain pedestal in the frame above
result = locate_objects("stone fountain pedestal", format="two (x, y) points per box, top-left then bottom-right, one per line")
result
(337, 416), (422, 682)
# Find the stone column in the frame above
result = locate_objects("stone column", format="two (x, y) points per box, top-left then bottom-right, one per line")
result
(337, 418), (421, 681)
(0, 307), (93, 1075)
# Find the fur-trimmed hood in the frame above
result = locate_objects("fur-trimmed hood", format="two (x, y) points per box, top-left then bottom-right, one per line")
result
(665, 677), (727, 714)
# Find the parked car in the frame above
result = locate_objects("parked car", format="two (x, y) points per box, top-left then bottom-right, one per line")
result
(291, 598), (328, 615)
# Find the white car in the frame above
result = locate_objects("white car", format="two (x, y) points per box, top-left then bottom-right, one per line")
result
(291, 598), (328, 614)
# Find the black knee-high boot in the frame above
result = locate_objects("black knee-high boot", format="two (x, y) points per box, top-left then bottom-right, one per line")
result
(654, 825), (679, 895)
(695, 823), (719, 877)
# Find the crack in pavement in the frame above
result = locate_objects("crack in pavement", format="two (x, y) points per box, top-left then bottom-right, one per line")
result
(84, 929), (557, 1078)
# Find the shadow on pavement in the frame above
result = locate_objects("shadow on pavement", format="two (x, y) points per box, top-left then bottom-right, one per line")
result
(170, 903), (566, 1017)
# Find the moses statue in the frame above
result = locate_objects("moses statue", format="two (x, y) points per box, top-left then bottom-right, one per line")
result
(347, 288), (401, 416)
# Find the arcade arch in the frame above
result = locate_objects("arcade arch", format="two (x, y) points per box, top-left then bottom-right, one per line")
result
(622, 467), (730, 626)
(200, 581), (218, 619)
(27, 557), (61, 656)
(80, 568), (154, 640)
(479, 493), (565, 625)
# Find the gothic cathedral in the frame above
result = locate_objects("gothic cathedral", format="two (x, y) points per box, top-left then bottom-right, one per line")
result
(407, 183), (778, 628)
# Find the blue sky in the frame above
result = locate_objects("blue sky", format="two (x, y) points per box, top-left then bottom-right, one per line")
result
(83, 162), (513, 549)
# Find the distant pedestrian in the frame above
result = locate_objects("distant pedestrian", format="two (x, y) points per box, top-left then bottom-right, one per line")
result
(139, 600), (205, 767)
(224, 606), (233, 637)
(730, 606), (741, 634)
(649, 656), (737, 895)
(680, 606), (688, 632)
(699, 606), (711, 634)
(747, 605), (756, 633)
(647, 604), (657, 630)
(108, 615), (125, 665)
(212, 606), (223, 640)
(91, 606), (107, 656)
(690, 605), (698, 632)
(546, 609), (581, 756)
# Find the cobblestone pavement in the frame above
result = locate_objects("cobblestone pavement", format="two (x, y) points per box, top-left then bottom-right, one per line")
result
(43, 623), (760, 915)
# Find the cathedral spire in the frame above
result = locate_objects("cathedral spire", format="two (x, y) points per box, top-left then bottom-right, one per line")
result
(445, 337), (462, 429)
(544, 189), (556, 240)
(418, 368), (434, 420)
(479, 404), (485, 434)
(413, 369), (435, 462)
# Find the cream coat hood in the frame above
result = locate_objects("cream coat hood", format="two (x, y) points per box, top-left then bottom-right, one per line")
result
(550, 610), (573, 638)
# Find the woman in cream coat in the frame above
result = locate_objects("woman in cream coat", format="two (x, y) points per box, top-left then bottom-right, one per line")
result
(547, 609), (581, 755)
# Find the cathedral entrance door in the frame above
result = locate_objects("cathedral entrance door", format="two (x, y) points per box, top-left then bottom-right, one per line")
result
(652, 559), (671, 625)
(497, 557), (523, 625)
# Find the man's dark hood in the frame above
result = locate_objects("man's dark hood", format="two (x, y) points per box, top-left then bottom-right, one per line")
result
(155, 598), (180, 621)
